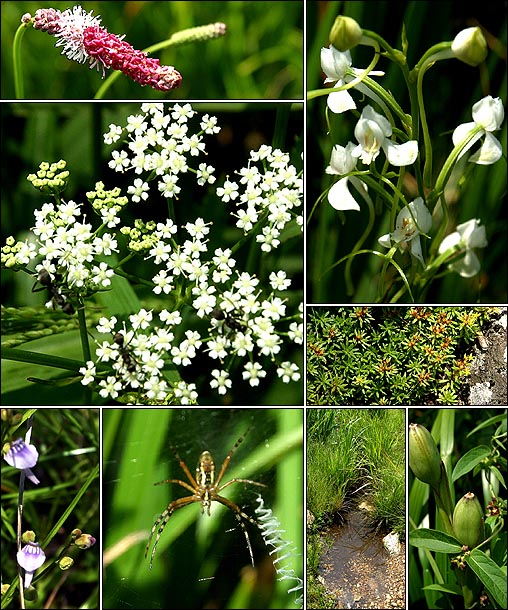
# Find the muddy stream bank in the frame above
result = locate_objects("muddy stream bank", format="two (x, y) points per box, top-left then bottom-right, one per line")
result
(318, 502), (405, 609)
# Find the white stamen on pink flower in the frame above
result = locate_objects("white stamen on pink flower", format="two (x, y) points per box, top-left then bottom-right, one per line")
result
(33, 5), (182, 91)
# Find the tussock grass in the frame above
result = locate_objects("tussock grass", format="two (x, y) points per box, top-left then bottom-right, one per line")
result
(307, 408), (405, 535)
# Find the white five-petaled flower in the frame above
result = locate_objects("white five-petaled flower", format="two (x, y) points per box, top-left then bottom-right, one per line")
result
(378, 198), (432, 266)
(438, 218), (487, 277)
(351, 106), (418, 166)
(320, 45), (384, 114)
(452, 96), (504, 165)
(325, 143), (370, 212)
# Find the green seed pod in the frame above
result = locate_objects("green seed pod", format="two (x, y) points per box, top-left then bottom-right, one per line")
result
(453, 492), (485, 549)
(409, 423), (442, 488)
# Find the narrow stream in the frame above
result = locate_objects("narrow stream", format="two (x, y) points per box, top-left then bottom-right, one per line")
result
(319, 504), (402, 609)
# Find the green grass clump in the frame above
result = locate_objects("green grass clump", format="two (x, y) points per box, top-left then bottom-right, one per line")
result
(307, 408), (405, 535)
(307, 306), (498, 405)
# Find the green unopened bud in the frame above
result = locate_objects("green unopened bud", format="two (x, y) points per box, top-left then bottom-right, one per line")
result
(329, 15), (362, 51)
(58, 556), (74, 570)
(409, 423), (442, 487)
(21, 530), (36, 544)
(452, 27), (488, 67)
(74, 533), (96, 549)
(453, 492), (485, 549)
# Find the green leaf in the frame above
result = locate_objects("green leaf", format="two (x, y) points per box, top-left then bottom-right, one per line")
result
(489, 465), (506, 489)
(96, 273), (141, 316)
(466, 548), (507, 608)
(467, 413), (507, 437)
(422, 583), (462, 596)
(409, 528), (462, 553)
(452, 445), (491, 482)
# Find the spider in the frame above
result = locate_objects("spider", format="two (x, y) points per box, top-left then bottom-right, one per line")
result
(145, 428), (267, 570)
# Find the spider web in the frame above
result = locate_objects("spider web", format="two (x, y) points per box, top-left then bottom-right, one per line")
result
(102, 407), (303, 610)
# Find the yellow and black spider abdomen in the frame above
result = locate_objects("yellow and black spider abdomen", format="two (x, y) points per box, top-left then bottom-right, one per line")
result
(196, 450), (215, 486)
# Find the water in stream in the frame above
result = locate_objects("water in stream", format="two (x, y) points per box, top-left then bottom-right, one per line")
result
(319, 505), (404, 609)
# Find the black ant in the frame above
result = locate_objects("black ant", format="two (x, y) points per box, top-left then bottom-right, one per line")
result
(211, 307), (247, 333)
(113, 332), (138, 373)
(33, 268), (75, 315)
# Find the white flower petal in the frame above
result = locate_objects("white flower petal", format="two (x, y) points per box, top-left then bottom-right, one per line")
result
(438, 231), (461, 254)
(327, 178), (361, 212)
(361, 105), (392, 136)
(411, 197), (433, 233)
(452, 121), (478, 146)
(325, 143), (357, 175)
(450, 250), (481, 278)
(378, 233), (391, 248)
(468, 132), (502, 165)
(383, 139), (418, 166)
(471, 96), (504, 132)
(456, 219), (488, 248)
(409, 235), (425, 266)
(320, 46), (351, 81)
(327, 89), (357, 114)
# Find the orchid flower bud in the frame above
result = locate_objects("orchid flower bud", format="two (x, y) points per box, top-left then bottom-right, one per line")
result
(453, 492), (485, 549)
(409, 423), (442, 488)
(452, 27), (488, 67)
(329, 15), (363, 51)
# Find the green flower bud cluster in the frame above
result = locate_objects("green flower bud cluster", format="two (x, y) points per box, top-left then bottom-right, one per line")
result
(120, 218), (159, 253)
(27, 160), (69, 195)
(168, 22), (227, 46)
(453, 492), (485, 549)
(86, 181), (128, 215)
(409, 423), (442, 488)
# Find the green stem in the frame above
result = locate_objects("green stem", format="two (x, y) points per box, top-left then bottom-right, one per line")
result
(431, 461), (455, 536)
(416, 61), (434, 187)
(77, 300), (91, 363)
(427, 126), (482, 210)
(455, 566), (480, 610)
(428, 193), (449, 258)
(344, 179), (375, 295)
(13, 23), (31, 99)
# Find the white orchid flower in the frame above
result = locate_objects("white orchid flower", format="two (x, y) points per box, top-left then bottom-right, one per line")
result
(320, 45), (384, 114)
(378, 198), (432, 265)
(325, 143), (369, 212)
(438, 218), (487, 277)
(351, 105), (418, 166)
(452, 96), (504, 165)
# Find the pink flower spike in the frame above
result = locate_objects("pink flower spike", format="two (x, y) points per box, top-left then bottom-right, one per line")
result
(33, 5), (182, 92)
(82, 26), (182, 91)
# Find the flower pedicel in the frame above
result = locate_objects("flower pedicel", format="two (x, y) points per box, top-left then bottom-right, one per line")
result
(32, 5), (182, 91)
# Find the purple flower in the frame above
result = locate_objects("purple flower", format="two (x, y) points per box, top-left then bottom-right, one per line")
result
(3, 438), (40, 484)
(17, 542), (46, 588)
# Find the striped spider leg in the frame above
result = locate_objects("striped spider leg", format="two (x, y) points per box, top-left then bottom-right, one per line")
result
(145, 428), (266, 569)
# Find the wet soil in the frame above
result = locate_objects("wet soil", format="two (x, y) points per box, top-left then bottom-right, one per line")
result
(318, 505), (405, 609)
